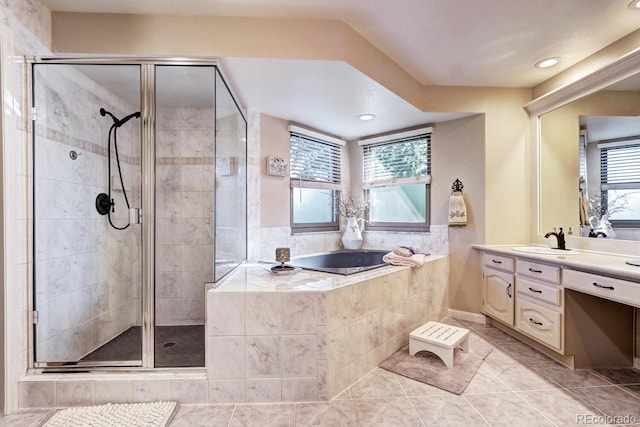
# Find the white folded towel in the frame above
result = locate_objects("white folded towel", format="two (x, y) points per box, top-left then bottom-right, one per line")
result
(383, 252), (426, 267)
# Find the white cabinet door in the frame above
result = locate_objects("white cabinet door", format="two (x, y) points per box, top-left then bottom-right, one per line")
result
(482, 268), (514, 326)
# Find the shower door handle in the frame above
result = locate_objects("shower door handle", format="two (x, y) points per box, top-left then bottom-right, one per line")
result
(129, 208), (142, 224)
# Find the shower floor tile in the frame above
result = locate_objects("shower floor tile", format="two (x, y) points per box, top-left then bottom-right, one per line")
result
(81, 325), (205, 367)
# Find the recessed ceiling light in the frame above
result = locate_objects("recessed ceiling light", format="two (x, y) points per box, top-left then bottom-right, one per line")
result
(535, 57), (560, 69)
(359, 113), (375, 121)
(628, 0), (640, 9)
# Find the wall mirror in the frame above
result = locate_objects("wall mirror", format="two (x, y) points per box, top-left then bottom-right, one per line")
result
(538, 74), (640, 240)
(536, 60), (640, 242)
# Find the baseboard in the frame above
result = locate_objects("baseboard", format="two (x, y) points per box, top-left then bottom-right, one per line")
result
(634, 358), (640, 370)
(447, 309), (486, 324)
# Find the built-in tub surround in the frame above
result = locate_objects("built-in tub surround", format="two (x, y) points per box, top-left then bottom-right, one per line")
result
(207, 255), (448, 402)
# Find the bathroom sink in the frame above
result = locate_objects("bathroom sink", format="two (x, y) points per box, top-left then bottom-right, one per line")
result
(511, 246), (580, 255)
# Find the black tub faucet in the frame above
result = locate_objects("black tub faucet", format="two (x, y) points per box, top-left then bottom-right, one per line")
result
(544, 227), (566, 250)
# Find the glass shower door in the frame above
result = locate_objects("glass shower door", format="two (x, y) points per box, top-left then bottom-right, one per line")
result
(32, 63), (143, 366)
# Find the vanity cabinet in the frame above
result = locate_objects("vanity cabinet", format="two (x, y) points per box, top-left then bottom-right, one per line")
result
(477, 246), (637, 369)
(563, 269), (640, 308)
(515, 260), (563, 352)
(481, 253), (515, 326)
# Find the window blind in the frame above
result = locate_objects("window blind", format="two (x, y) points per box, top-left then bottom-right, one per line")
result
(599, 140), (640, 190)
(290, 132), (342, 190)
(362, 134), (431, 188)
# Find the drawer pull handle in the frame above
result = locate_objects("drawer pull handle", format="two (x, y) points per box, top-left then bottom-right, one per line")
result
(492, 259), (502, 264)
(592, 282), (614, 290)
(529, 318), (543, 326)
(528, 268), (542, 273)
(528, 287), (542, 294)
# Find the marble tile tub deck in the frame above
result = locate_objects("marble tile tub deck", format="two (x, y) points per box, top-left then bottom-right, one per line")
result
(8, 319), (640, 426)
(207, 258), (449, 402)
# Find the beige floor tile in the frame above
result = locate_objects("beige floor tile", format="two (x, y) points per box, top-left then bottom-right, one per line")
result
(465, 392), (555, 427)
(462, 368), (511, 395)
(567, 385), (640, 420)
(394, 373), (451, 397)
(485, 361), (562, 391)
(0, 409), (52, 427)
(348, 368), (404, 399)
(294, 400), (359, 426)
(229, 403), (295, 427)
(527, 362), (612, 388)
(517, 388), (603, 426)
(410, 395), (489, 426)
(592, 368), (640, 385)
(352, 397), (422, 427)
(169, 404), (234, 426)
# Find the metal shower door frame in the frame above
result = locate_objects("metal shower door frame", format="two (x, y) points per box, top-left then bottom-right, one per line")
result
(29, 57), (219, 371)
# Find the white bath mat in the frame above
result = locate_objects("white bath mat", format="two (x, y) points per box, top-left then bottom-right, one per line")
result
(44, 401), (177, 427)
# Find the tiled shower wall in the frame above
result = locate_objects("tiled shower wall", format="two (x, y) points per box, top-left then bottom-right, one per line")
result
(33, 65), (141, 362)
(155, 106), (215, 326)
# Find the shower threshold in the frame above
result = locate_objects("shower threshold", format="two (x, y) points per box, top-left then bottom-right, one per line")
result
(80, 325), (204, 368)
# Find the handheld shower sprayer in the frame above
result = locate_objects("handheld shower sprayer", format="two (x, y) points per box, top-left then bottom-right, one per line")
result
(96, 107), (141, 230)
(99, 107), (119, 126)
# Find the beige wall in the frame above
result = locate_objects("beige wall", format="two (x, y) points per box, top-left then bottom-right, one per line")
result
(51, 12), (424, 111)
(259, 114), (290, 228)
(432, 115), (486, 313)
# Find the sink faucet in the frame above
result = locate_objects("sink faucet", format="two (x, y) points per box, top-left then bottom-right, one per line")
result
(544, 227), (566, 250)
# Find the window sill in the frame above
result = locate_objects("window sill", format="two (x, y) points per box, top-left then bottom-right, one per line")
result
(364, 229), (431, 234)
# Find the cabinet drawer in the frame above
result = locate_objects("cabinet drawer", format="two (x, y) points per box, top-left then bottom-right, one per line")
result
(516, 260), (560, 284)
(516, 277), (562, 307)
(483, 253), (514, 272)
(563, 269), (640, 308)
(515, 297), (562, 351)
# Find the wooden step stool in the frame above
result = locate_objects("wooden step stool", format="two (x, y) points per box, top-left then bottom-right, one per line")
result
(409, 321), (470, 368)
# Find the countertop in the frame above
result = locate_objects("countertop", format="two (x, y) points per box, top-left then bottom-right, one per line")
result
(473, 244), (640, 282)
(210, 255), (447, 292)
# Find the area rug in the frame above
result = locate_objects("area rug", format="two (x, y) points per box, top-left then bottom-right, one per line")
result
(380, 341), (493, 395)
(44, 401), (177, 427)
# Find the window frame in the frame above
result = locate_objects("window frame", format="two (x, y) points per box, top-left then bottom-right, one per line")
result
(364, 185), (431, 232)
(289, 126), (344, 233)
(360, 127), (432, 233)
(289, 188), (340, 233)
(599, 138), (640, 228)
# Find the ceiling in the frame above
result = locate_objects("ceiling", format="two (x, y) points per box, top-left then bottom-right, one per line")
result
(38, 0), (640, 139)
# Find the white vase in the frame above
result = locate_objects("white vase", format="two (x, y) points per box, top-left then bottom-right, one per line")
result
(342, 217), (364, 250)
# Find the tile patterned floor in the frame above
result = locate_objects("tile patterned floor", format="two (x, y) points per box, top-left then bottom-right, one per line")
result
(4, 319), (640, 426)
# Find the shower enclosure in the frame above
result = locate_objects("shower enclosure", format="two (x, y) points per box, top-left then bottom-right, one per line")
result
(31, 59), (247, 369)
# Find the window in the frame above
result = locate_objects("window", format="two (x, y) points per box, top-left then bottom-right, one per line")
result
(599, 139), (640, 226)
(360, 127), (432, 232)
(289, 126), (344, 232)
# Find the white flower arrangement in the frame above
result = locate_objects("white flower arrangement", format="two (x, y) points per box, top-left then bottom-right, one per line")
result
(335, 193), (368, 220)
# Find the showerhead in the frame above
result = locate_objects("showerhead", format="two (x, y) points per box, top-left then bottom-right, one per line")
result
(99, 108), (119, 126)
(99, 108), (141, 128)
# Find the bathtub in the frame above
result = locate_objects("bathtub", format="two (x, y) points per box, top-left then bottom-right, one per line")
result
(289, 249), (389, 275)
(207, 255), (449, 402)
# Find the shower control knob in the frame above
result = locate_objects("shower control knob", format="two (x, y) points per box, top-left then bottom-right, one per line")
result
(95, 193), (114, 216)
